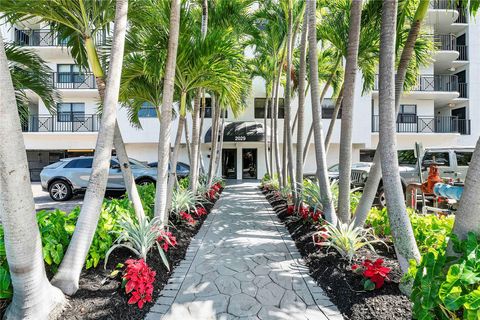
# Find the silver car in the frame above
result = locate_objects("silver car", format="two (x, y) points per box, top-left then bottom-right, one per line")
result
(41, 156), (157, 201)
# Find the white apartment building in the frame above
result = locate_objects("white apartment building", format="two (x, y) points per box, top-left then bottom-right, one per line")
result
(2, 1), (479, 181)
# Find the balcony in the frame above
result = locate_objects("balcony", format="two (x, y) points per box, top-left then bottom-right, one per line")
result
(430, 0), (468, 23)
(456, 44), (468, 60)
(22, 114), (100, 132)
(374, 74), (458, 92)
(52, 72), (97, 89)
(458, 82), (468, 98)
(14, 29), (106, 47)
(371, 115), (470, 135)
(434, 34), (456, 51)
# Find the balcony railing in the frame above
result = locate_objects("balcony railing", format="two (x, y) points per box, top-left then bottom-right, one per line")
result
(22, 114), (100, 132)
(457, 45), (468, 60)
(52, 72), (97, 89)
(374, 74), (458, 92)
(371, 115), (470, 135)
(434, 34), (456, 51)
(459, 82), (468, 98)
(430, 0), (468, 23)
(14, 29), (106, 47)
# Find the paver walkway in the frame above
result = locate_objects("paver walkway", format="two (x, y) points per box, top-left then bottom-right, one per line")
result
(146, 182), (343, 320)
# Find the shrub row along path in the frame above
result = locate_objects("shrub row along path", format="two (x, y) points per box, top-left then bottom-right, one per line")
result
(145, 182), (343, 320)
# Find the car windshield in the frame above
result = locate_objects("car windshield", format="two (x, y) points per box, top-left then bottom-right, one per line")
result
(328, 164), (339, 172)
(398, 150), (417, 165)
(44, 161), (64, 169)
(128, 158), (149, 168)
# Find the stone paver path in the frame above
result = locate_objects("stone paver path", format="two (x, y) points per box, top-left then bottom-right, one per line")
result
(146, 182), (343, 320)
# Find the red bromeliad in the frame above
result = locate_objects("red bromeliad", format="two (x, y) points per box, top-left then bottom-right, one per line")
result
(123, 259), (156, 309)
(352, 258), (391, 290)
(299, 206), (309, 220)
(287, 205), (295, 215)
(179, 211), (196, 225)
(194, 206), (208, 217)
(157, 230), (177, 252)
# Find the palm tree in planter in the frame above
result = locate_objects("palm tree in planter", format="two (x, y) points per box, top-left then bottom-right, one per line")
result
(0, 34), (66, 320)
(2, 0), (146, 222)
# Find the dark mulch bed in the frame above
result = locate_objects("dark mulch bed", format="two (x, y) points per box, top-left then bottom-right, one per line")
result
(58, 197), (219, 320)
(262, 188), (412, 320)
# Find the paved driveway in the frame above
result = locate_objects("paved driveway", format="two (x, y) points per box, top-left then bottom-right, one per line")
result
(32, 182), (83, 213)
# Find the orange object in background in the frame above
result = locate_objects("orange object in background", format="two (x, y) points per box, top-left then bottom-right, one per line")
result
(421, 164), (443, 194)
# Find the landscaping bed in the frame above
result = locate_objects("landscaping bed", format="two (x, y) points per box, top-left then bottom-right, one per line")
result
(60, 201), (215, 320)
(262, 188), (412, 320)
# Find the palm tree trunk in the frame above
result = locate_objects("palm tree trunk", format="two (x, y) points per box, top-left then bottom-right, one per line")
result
(207, 94), (220, 185)
(114, 122), (145, 221)
(337, 0), (362, 224)
(377, 0), (419, 274)
(296, 12), (308, 197)
(215, 109), (226, 176)
(285, 0), (296, 197)
(51, 0), (129, 295)
(0, 35), (66, 320)
(307, 0), (337, 225)
(197, 91), (206, 174)
(325, 86), (344, 153)
(353, 0), (430, 228)
(273, 53), (284, 184)
(190, 92), (201, 194)
(153, 0), (181, 225)
(184, 119), (192, 163)
(269, 78), (276, 177)
(263, 92), (271, 176)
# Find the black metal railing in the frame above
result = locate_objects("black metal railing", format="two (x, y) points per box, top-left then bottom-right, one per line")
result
(458, 82), (468, 98)
(434, 34), (456, 51)
(430, 0), (468, 23)
(371, 115), (470, 135)
(374, 74), (458, 92)
(457, 45), (468, 60)
(52, 72), (97, 89)
(22, 114), (100, 132)
(14, 29), (106, 47)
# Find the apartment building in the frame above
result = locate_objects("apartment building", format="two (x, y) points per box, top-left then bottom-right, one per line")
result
(2, 1), (479, 181)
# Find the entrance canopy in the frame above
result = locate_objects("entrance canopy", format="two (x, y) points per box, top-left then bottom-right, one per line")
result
(204, 121), (270, 143)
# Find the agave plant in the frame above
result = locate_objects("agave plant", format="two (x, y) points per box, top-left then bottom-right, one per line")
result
(104, 216), (170, 270)
(171, 187), (202, 215)
(313, 221), (385, 262)
(301, 179), (323, 212)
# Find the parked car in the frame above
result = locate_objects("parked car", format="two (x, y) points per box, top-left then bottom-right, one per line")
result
(147, 161), (190, 178)
(327, 162), (373, 181)
(41, 157), (186, 201)
(350, 147), (474, 207)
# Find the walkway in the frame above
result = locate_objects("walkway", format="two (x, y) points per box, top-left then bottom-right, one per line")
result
(146, 182), (343, 320)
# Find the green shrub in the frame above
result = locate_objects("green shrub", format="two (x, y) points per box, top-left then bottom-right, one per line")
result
(137, 184), (156, 218)
(366, 208), (454, 253)
(0, 228), (12, 299)
(178, 177), (190, 190)
(408, 232), (480, 320)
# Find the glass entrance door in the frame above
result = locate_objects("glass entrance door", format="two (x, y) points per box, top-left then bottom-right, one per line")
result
(242, 149), (257, 179)
(222, 149), (237, 179)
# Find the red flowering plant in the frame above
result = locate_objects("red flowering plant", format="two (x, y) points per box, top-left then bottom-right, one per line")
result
(287, 205), (295, 215)
(157, 230), (177, 252)
(179, 211), (196, 225)
(352, 258), (391, 290)
(123, 259), (156, 309)
(193, 206), (208, 217)
(298, 206), (310, 220)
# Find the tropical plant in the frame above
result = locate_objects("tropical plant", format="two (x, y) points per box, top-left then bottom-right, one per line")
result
(105, 216), (169, 270)
(352, 258), (392, 290)
(171, 188), (202, 216)
(123, 259), (156, 309)
(0, 227), (12, 299)
(313, 221), (384, 262)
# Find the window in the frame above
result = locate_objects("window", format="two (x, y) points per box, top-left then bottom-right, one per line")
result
(422, 151), (450, 166)
(57, 64), (84, 84)
(322, 98), (342, 119)
(57, 103), (85, 122)
(397, 149), (417, 165)
(254, 98), (284, 119)
(64, 158), (93, 168)
(203, 98), (213, 118)
(138, 102), (157, 118)
(397, 104), (417, 123)
(455, 151), (472, 166)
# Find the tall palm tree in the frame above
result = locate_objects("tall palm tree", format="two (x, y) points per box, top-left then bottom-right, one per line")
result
(307, 0), (337, 225)
(0, 35), (66, 320)
(5, 43), (58, 122)
(50, 0), (129, 295)
(377, 0), (419, 275)
(2, 0), (146, 221)
(353, 0), (432, 228)
(155, 0), (181, 226)
(337, 0), (362, 223)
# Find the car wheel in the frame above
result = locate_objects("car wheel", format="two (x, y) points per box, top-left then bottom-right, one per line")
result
(49, 180), (73, 201)
(377, 187), (386, 208)
(136, 178), (155, 186)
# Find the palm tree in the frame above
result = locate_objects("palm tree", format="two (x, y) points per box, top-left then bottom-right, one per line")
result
(155, 0), (181, 226)
(5, 43), (58, 123)
(2, 0), (146, 221)
(307, 0), (337, 225)
(0, 35), (66, 320)
(377, 0), (419, 275)
(353, 0), (432, 228)
(337, 0), (362, 224)
(50, 0), (129, 295)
